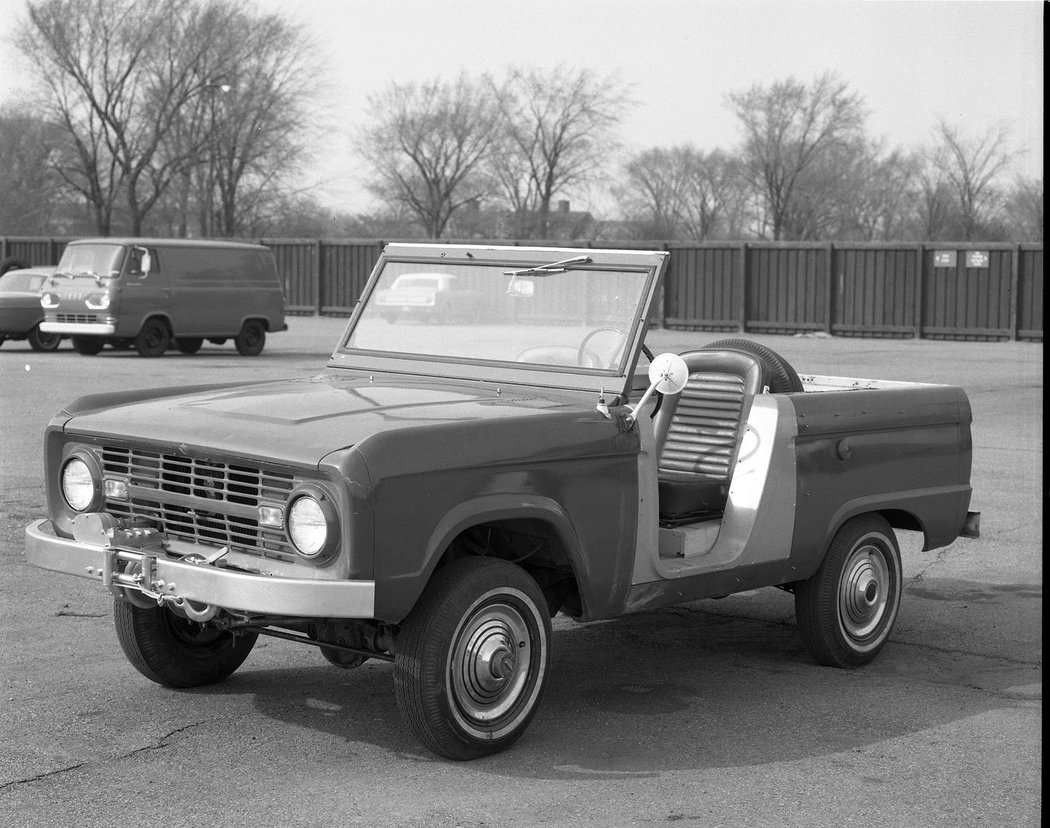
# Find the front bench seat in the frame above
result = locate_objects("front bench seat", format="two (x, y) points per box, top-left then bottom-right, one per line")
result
(652, 349), (769, 526)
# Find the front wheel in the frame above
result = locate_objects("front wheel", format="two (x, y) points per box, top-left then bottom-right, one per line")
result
(794, 514), (902, 668)
(28, 324), (62, 352)
(394, 557), (552, 760)
(135, 318), (170, 357)
(235, 320), (266, 356)
(113, 597), (258, 688)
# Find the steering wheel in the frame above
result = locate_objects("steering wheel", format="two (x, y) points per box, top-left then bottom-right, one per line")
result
(577, 327), (629, 369)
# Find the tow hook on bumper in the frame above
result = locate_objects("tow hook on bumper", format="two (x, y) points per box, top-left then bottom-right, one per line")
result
(25, 517), (376, 618)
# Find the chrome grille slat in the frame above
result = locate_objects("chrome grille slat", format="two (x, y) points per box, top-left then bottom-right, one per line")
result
(101, 446), (296, 561)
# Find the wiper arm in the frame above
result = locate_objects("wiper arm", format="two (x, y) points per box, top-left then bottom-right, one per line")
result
(502, 255), (592, 277)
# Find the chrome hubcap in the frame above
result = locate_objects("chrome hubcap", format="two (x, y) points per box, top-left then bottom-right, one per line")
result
(839, 544), (890, 641)
(451, 602), (531, 724)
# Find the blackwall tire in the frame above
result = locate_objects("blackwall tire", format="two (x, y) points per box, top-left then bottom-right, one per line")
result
(704, 338), (803, 393)
(235, 320), (266, 356)
(135, 318), (170, 357)
(393, 557), (552, 760)
(113, 597), (258, 688)
(794, 514), (902, 668)
(28, 324), (62, 352)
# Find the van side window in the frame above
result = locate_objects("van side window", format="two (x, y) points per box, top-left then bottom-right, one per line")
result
(127, 248), (161, 277)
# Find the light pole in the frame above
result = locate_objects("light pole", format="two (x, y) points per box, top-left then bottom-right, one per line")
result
(203, 80), (232, 237)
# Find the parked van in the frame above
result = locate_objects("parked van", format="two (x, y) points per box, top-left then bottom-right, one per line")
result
(39, 238), (286, 357)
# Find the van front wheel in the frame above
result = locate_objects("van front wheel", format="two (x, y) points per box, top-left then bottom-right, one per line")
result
(135, 318), (170, 357)
(235, 320), (266, 356)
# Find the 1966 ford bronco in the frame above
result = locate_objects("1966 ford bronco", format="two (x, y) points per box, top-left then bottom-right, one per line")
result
(25, 244), (980, 759)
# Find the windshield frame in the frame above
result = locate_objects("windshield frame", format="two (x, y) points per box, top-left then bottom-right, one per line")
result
(329, 244), (667, 395)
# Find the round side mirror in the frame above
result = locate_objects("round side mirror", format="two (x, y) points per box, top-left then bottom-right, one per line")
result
(648, 352), (688, 395)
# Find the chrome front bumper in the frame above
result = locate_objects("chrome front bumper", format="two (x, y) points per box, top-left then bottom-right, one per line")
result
(25, 519), (375, 619)
(39, 322), (116, 335)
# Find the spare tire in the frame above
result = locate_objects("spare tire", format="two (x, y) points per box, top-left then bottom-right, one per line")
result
(704, 338), (803, 393)
(0, 256), (31, 276)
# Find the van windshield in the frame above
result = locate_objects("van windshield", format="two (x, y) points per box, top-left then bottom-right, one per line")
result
(55, 244), (125, 279)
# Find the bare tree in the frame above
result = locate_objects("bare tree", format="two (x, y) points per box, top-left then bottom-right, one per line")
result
(357, 75), (501, 238)
(727, 72), (867, 240)
(491, 66), (631, 239)
(201, 3), (320, 237)
(931, 118), (1017, 241)
(17, 0), (229, 234)
(1003, 176), (1043, 242)
(618, 146), (696, 238)
(0, 104), (67, 233)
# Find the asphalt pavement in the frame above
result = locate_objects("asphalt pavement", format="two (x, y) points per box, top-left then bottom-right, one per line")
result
(0, 318), (1041, 827)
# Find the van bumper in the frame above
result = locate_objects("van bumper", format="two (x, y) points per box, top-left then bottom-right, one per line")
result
(25, 519), (376, 619)
(40, 322), (116, 335)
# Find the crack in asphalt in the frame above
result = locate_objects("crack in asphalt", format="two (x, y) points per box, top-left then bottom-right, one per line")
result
(0, 720), (213, 790)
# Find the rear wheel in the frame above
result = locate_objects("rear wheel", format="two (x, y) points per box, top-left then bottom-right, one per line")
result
(235, 320), (266, 356)
(135, 318), (170, 357)
(113, 597), (258, 687)
(704, 338), (803, 393)
(72, 336), (104, 355)
(28, 324), (61, 352)
(394, 557), (551, 760)
(795, 514), (902, 667)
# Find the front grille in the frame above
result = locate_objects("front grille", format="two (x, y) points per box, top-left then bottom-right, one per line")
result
(56, 312), (101, 324)
(101, 446), (298, 561)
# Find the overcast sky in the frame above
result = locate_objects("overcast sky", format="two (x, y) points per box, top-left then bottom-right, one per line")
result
(1, 0), (1043, 215)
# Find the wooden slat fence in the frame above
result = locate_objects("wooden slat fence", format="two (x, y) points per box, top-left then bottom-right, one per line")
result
(3, 237), (1041, 341)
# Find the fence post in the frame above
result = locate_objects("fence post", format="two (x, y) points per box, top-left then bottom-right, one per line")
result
(1009, 243), (1021, 341)
(314, 240), (323, 316)
(738, 242), (749, 333)
(825, 242), (836, 335)
(914, 243), (926, 339)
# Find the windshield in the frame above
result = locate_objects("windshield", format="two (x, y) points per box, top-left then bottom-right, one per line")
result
(0, 272), (47, 292)
(55, 244), (125, 279)
(342, 258), (652, 374)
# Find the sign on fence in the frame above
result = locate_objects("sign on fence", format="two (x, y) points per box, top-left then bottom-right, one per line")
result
(933, 250), (957, 267)
(966, 250), (990, 268)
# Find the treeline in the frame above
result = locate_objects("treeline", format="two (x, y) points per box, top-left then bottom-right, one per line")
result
(0, 0), (1042, 243)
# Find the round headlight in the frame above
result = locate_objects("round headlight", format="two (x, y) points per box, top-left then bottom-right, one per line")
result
(287, 495), (328, 557)
(61, 457), (96, 511)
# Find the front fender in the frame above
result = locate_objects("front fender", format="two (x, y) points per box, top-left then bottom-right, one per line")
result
(373, 494), (585, 622)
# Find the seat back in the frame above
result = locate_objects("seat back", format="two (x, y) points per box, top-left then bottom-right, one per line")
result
(653, 349), (768, 480)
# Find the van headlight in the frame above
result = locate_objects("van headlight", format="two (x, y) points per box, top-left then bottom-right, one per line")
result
(41, 293), (58, 309)
(286, 489), (338, 559)
(85, 293), (111, 310)
(61, 456), (100, 512)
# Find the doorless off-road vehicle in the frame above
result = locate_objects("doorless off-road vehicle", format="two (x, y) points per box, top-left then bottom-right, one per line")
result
(26, 244), (979, 759)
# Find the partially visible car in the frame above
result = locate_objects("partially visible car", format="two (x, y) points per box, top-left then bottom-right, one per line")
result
(373, 272), (481, 323)
(0, 265), (62, 351)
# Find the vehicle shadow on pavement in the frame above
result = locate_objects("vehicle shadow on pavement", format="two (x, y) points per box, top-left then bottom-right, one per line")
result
(215, 601), (1015, 778)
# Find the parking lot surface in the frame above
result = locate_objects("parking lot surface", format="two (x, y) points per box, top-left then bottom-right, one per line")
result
(0, 318), (1041, 827)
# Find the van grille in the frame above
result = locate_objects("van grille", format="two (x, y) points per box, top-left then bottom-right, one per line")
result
(101, 446), (298, 561)
(56, 313), (102, 324)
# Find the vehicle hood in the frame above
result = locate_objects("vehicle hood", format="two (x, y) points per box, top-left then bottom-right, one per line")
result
(61, 371), (586, 468)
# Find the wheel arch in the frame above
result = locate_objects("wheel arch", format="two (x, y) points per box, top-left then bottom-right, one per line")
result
(239, 314), (272, 332)
(408, 495), (587, 619)
(135, 312), (174, 337)
(792, 496), (931, 583)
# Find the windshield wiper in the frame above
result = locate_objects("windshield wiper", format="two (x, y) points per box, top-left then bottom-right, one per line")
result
(502, 255), (592, 277)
